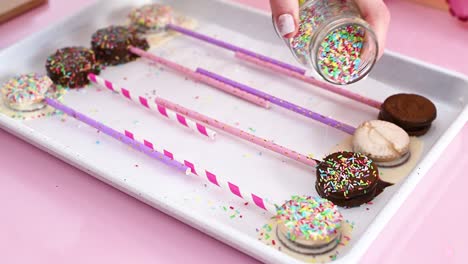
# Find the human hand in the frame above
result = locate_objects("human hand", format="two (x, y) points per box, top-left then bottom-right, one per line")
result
(270, 0), (391, 58)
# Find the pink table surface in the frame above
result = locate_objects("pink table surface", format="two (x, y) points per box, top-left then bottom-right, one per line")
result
(0, 0), (467, 263)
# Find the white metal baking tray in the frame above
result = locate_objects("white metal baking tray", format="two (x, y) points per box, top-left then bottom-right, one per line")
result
(0, 0), (467, 263)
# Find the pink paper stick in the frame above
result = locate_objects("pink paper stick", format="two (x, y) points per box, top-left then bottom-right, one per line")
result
(235, 52), (383, 109)
(154, 97), (318, 167)
(87, 73), (216, 140)
(128, 46), (271, 109)
(124, 129), (278, 215)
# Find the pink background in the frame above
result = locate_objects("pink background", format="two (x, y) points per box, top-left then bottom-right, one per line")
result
(0, 0), (467, 263)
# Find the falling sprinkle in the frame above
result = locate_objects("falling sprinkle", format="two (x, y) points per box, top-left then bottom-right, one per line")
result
(248, 127), (256, 133)
(221, 205), (243, 219)
(95, 140), (101, 145)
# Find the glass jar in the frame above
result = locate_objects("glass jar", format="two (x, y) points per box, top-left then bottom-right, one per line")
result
(275, 0), (378, 85)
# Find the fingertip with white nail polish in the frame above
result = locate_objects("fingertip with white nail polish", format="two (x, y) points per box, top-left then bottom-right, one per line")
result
(277, 14), (295, 37)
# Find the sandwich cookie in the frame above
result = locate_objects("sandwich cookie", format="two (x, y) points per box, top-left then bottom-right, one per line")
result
(1, 73), (54, 111)
(91, 26), (149, 66)
(46, 47), (100, 88)
(316, 151), (380, 207)
(353, 120), (410, 167)
(379, 93), (437, 136)
(275, 196), (343, 255)
(128, 4), (174, 33)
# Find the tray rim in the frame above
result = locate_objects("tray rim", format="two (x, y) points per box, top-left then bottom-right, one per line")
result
(0, 0), (467, 263)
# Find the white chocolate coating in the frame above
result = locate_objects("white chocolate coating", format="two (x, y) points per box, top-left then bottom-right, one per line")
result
(1, 73), (53, 112)
(353, 120), (410, 165)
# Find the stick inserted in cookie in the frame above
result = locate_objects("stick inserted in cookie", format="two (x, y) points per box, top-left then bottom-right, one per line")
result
(128, 46), (270, 109)
(44, 98), (190, 174)
(235, 52), (383, 109)
(87, 73), (217, 140)
(196, 68), (356, 135)
(122, 128), (278, 214)
(154, 96), (319, 167)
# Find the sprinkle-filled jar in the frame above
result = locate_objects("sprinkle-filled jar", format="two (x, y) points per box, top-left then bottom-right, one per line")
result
(275, 0), (378, 85)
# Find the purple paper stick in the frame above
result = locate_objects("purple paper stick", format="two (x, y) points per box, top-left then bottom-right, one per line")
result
(45, 98), (190, 174)
(196, 68), (356, 135)
(167, 23), (306, 75)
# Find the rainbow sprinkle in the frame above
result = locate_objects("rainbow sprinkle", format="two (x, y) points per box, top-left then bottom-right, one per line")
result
(317, 152), (377, 197)
(317, 25), (365, 84)
(1, 73), (52, 104)
(91, 26), (149, 65)
(46, 47), (99, 88)
(289, 1), (372, 84)
(275, 196), (343, 241)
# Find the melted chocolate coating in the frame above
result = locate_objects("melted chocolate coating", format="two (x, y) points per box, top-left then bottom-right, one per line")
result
(45, 47), (100, 88)
(315, 151), (380, 207)
(91, 26), (149, 65)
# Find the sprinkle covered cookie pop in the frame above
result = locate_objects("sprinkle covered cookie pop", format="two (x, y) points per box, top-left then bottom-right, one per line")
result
(46, 47), (100, 88)
(275, 196), (344, 255)
(1, 73), (54, 111)
(128, 4), (174, 33)
(316, 151), (379, 207)
(91, 26), (149, 65)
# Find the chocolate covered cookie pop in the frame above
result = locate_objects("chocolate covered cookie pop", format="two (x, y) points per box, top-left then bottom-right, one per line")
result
(91, 26), (149, 65)
(316, 151), (380, 207)
(46, 47), (100, 88)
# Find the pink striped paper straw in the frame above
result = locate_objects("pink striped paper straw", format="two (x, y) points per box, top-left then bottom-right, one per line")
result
(124, 129), (278, 215)
(87, 73), (216, 140)
(235, 52), (383, 109)
(129, 46), (270, 109)
(47, 97), (276, 214)
(154, 97), (319, 167)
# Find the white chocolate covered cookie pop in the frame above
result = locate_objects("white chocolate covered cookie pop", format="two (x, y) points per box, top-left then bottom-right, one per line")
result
(1, 73), (54, 112)
(275, 196), (344, 255)
(353, 120), (410, 167)
(128, 4), (174, 33)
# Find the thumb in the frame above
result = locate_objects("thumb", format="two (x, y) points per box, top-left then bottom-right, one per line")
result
(270, 0), (299, 38)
